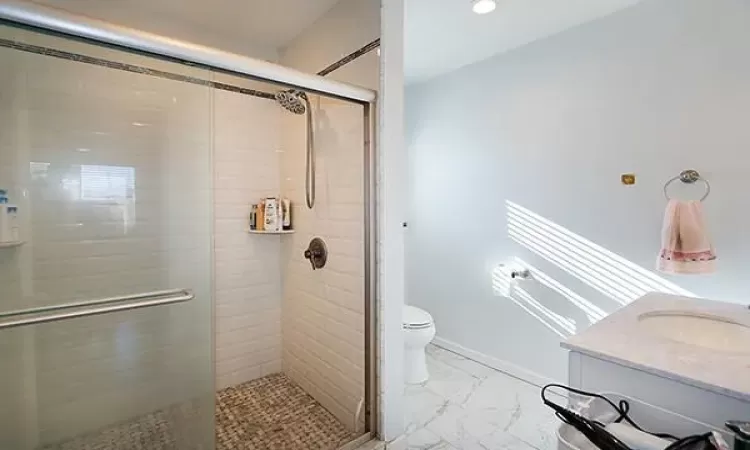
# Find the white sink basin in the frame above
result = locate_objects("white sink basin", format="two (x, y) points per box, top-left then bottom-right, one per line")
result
(638, 311), (750, 354)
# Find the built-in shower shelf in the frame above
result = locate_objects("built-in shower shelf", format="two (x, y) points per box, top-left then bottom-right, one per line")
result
(247, 230), (295, 235)
(0, 241), (25, 248)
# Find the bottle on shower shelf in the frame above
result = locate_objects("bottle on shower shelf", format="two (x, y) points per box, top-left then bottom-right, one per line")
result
(249, 204), (257, 230)
(264, 197), (281, 232)
(0, 189), (19, 243)
(282, 198), (292, 230)
(256, 201), (265, 231)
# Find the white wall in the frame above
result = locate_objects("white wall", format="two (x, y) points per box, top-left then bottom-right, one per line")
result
(406, 0), (750, 383)
(379, 0), (407, 442)
(212, 74), (284, 390)
(280, 0), (380, 89)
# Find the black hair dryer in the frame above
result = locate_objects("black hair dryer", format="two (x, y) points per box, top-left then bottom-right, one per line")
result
(726, 421), (750, 450)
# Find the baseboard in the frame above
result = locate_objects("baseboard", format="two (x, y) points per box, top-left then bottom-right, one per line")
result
(385, 434), (408, 450)
(432, 336), (556, 388)
(337, 433), (377, 450)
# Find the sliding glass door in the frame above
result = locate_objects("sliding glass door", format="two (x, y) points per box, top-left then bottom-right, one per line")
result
(0, 23), (214, 449)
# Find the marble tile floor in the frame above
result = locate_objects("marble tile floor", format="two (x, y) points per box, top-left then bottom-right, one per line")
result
(402, 345), (561, 450)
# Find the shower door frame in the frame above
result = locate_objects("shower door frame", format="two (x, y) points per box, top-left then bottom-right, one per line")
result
(0, 0), (381, 441)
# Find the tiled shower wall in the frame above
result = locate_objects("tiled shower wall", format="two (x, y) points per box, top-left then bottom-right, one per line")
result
(212, 76), (284, 390)
(279, 98), (366, 431)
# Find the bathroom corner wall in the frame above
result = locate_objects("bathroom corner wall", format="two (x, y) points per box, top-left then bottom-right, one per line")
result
(279, 0), (380, 90)
(279, 98), (366, 430)
(405, 0), (750, 383)
(278, 0), (380, 432)
(378, 0), (407, 440)
(212, 77), (284, 390)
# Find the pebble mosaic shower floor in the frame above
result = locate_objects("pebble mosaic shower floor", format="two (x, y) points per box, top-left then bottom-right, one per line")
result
(215, 373), (357, 450)
(43, 373), (356, 450)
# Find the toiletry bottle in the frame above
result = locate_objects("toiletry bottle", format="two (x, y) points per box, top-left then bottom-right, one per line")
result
(282, 198), (292, 230)
(249, 204), (257, 230)
(256, 201), (265, 231)
(264, 198), (280, 232)
(7, 205), (18, 241)
(0, 204), (8, 242)
(0, 190), (9, 242)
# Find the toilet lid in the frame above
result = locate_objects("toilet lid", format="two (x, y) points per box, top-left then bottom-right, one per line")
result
(403, 305), (433, 327)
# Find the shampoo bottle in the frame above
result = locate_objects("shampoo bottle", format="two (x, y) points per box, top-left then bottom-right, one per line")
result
(264, 198), (280, 232)
(249, 204), (257, 230)
(282, 198), (292, 230)
(7, 205), (18, 241)
(256, 201), (265, 231)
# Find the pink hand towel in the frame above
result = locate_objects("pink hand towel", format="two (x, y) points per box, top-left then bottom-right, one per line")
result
(657, 200), (716, 274)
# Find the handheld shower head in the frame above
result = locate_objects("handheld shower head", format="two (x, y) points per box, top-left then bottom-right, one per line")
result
(275, 89), (316, 209)
(275, 90), (307, 114)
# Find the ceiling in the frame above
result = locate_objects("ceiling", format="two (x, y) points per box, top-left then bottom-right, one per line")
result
(30, 0), (343, 59)
(26, 0), (645, 84)
(405, 0), (644, 84)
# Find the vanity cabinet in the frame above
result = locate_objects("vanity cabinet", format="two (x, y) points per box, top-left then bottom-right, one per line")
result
(568, 351), (750, 433)
(562, 293), (750, 437)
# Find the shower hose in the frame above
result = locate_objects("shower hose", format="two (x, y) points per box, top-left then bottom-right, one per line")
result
(304, 94), (315, 209)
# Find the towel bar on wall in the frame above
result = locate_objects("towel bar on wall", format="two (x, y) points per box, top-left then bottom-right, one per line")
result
(0, 289), (194, 330)
(663, 169), (711, 201)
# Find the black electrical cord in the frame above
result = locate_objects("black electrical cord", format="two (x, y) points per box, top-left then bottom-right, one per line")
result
(542, 384), (714, 450)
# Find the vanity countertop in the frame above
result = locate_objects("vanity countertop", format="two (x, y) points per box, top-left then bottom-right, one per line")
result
(562, 293), (750, 402)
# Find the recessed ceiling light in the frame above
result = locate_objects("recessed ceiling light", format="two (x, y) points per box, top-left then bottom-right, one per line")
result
(472, 0), (496, 14)
(76, 148), (91, 153)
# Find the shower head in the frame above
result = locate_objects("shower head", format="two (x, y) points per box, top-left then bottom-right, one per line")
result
(275, 89), (307, 114)
(275, 88), (316, 209)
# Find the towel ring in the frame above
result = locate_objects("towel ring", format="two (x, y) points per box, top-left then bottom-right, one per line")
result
(663, 169), (710, 201)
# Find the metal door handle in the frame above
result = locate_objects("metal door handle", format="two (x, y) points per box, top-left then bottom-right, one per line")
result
(0, 289), (194, 330)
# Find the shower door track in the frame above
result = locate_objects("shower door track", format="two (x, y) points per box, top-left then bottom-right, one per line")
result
(0, 1), (375, 103)
(0, 0), (380, 440)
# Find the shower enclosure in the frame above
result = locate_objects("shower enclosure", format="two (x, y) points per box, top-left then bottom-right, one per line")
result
(0, 4), (376, 449)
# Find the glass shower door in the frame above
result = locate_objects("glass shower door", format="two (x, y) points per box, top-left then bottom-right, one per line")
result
(0, 24), (214, 449)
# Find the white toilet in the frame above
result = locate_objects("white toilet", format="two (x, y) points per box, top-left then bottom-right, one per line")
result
(403, 305), (436, 384)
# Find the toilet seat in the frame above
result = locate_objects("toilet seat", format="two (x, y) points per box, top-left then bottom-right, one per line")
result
(403, 305), (433, 330)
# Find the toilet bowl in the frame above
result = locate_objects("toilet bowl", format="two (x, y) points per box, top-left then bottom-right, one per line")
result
(403, 305), (436, 384)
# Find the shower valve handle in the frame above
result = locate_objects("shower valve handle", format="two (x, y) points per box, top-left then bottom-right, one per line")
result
(304, 238), (328, 270)
(304, 249), (318, 270)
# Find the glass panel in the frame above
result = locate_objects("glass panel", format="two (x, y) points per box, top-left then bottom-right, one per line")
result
(0, 24), (213, 449)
